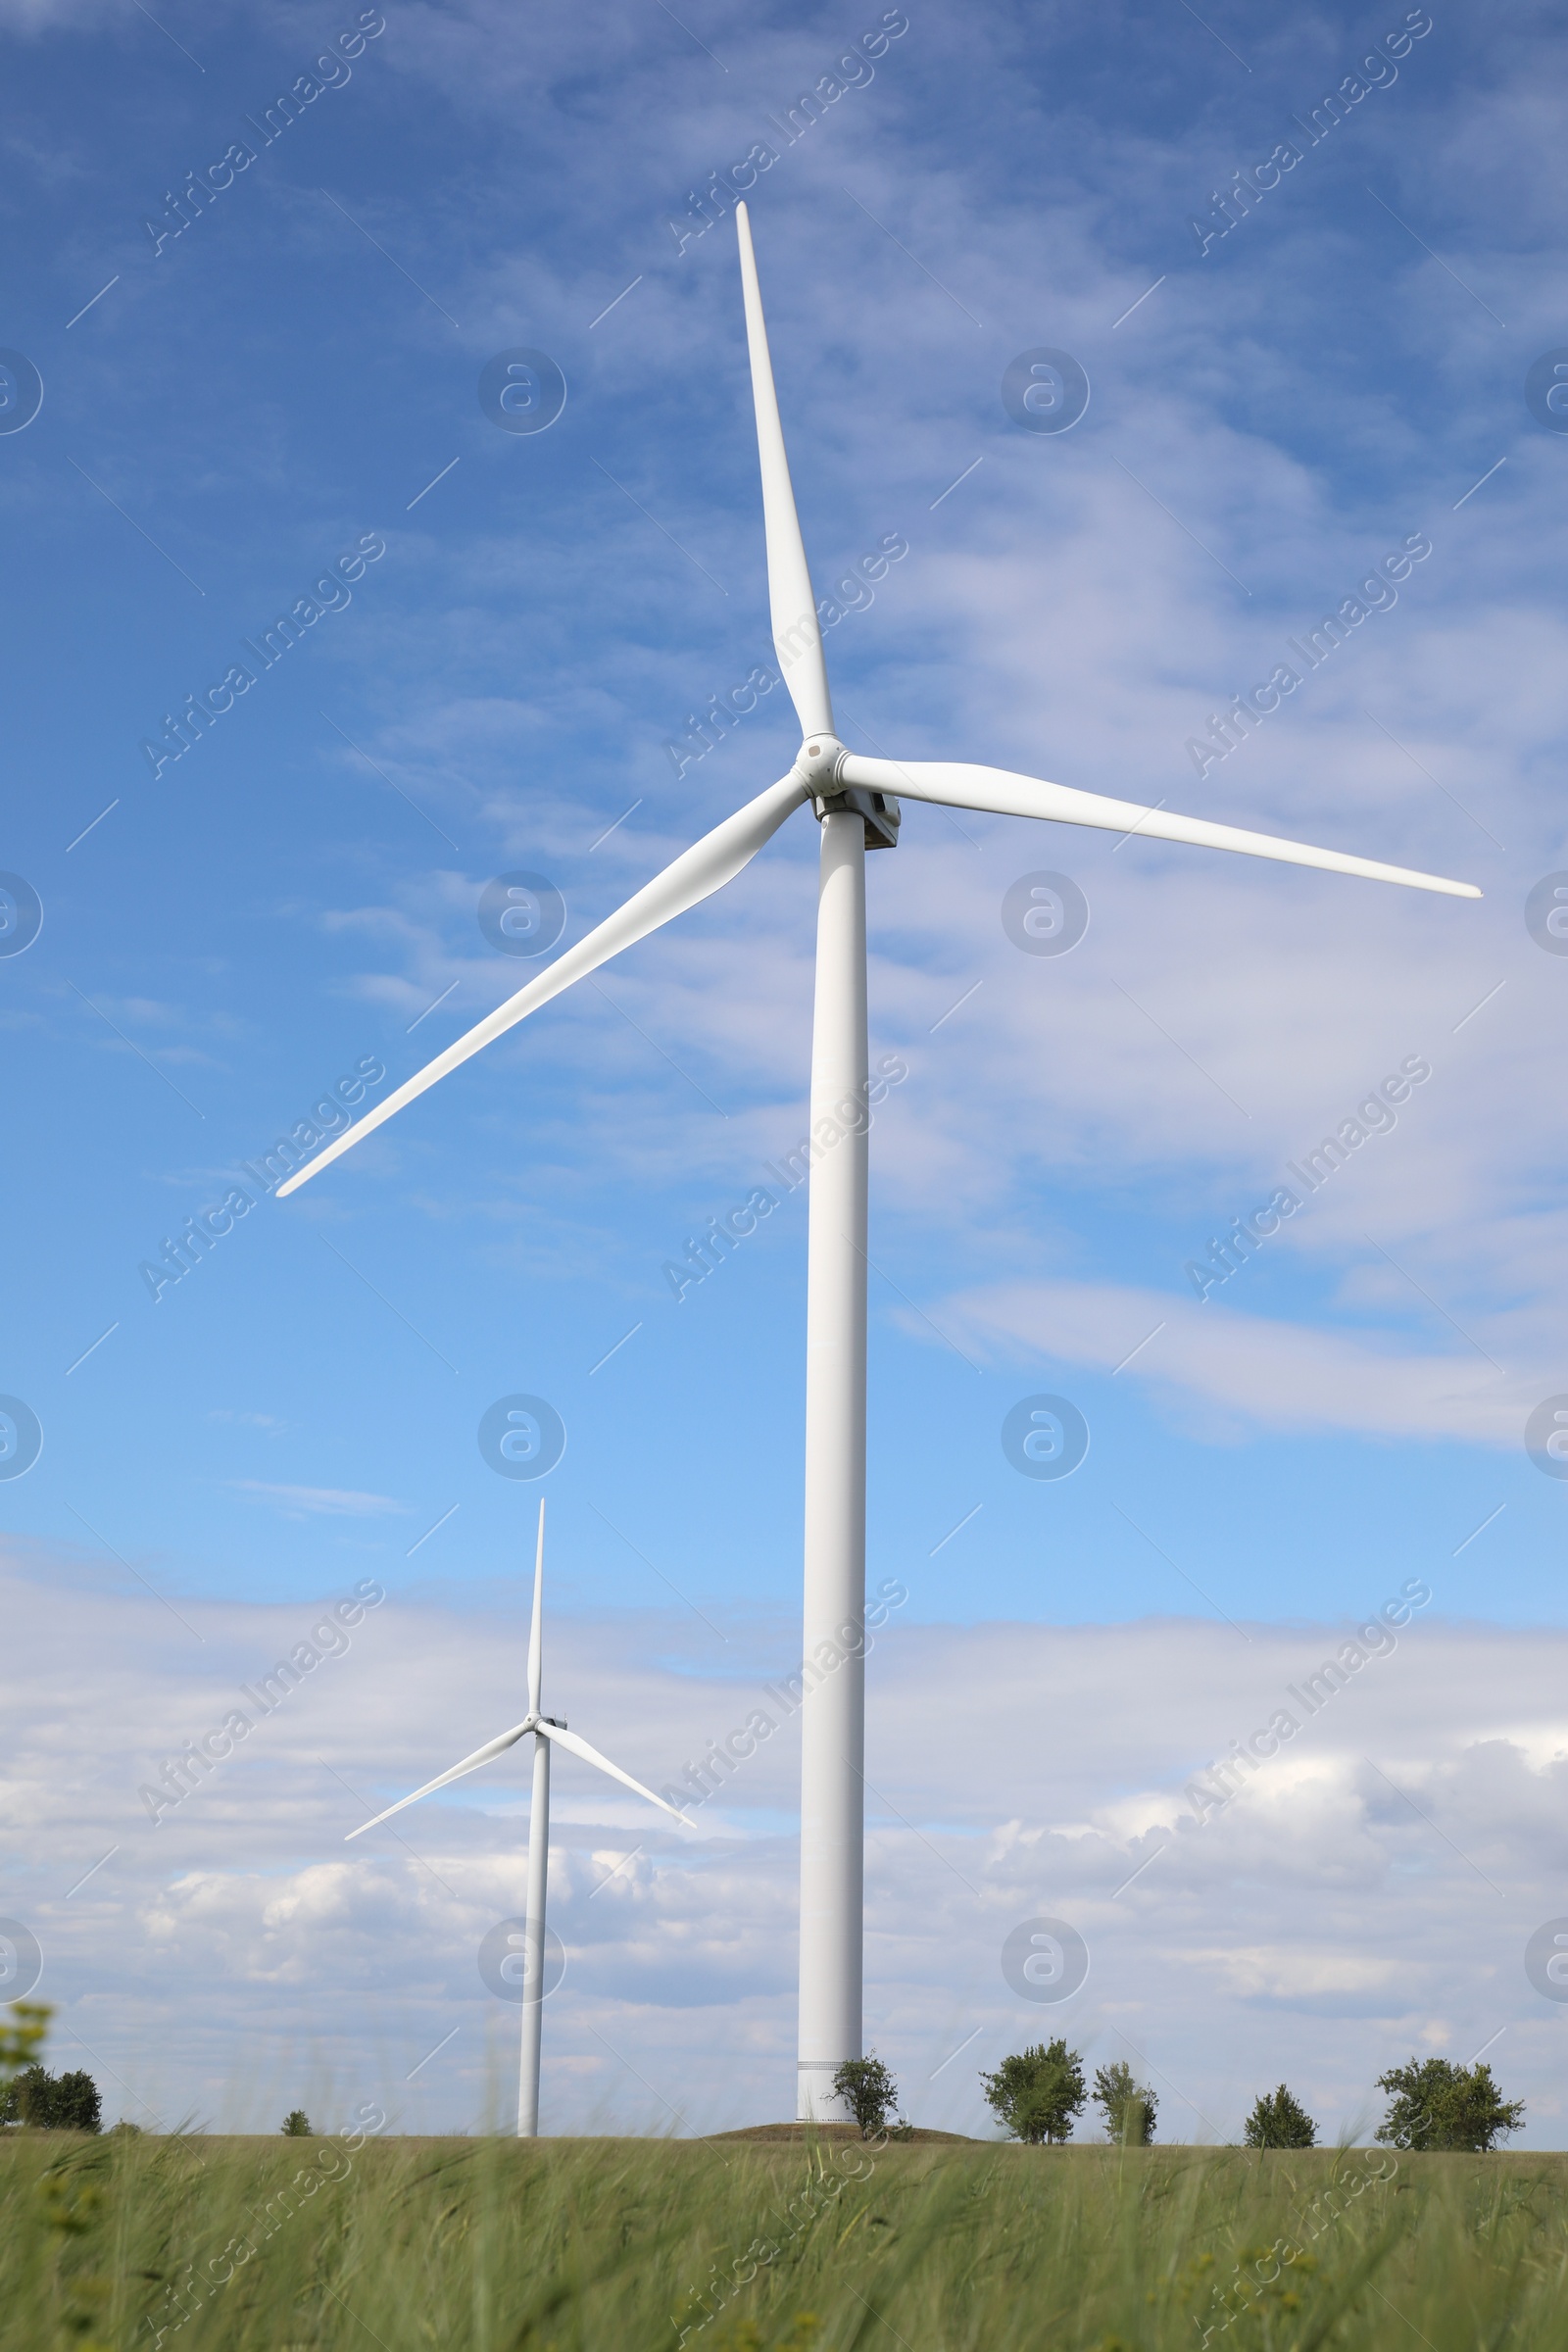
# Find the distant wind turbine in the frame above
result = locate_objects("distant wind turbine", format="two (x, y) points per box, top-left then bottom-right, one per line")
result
(346, 1498), (685, 2135)
(285, 202), (1479, 2122)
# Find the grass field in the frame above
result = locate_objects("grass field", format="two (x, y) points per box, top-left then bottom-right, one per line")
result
(4, 2125), (1567, 2350)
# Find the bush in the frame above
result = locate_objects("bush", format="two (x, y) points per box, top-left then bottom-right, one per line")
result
(1092, 2061), (1156, 2146)
(1244, 2083), (1317, 2148)
(829, 2058), (906, 2139)
(281, 2110), (313, 2137)
(1374, 2059), (1524, 2153)
(980, 2039), (1087, 2144)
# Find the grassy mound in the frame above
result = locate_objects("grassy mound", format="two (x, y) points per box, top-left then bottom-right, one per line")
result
(707, 2122), (975, 2143)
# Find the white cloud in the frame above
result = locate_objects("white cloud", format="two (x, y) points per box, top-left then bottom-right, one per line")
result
(929, 1276), (1531, 1445)
(1182, 1946), (1403, 2001)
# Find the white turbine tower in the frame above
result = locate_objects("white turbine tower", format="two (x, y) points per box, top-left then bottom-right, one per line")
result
(345, 1497), (686, 2135)
(283, 204), (1479, 2124)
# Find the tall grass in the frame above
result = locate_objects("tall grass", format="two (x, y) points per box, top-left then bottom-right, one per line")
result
(4, 2129), (1568, 2350)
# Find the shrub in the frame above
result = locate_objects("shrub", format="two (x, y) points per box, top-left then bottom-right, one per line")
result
(1244, 2084), (1318, 2148)
(281, 2109), (313, 2137)
(1374, 2059), (1523, 2153)
(830, 2057), (905, 2139)
(1092, 2061), (1156, 2146)
(980, 2039), (1087, 2143)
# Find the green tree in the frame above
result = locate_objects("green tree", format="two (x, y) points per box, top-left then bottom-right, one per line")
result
(53, 2070), (104, 2132)
(830, 2057), (904, 2139)
(1093, 2060), (1157, 2145)
(1374, 2058), (1523, 2153)
(281, 2108), (313, 2137)
(3, 2062), (102, 2132)
(979, 2039), (1087, 2143)
(1244, 2083), (1317, 2148)
(2, 2063), (48, 2126)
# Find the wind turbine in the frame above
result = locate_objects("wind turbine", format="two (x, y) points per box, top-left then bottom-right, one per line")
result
(345, 1497), (686, 2135)
(282, 203), (1479, 2124)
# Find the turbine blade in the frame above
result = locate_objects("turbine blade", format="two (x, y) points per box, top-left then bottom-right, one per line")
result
(538, 1720), (690, 1825)
(736, 202), (833, 741)
(527, 1497), (545, 1718)
(837, 755), (1481, 900)
(279, 770), (808, 1197)
(344, 1717), (535, 1840)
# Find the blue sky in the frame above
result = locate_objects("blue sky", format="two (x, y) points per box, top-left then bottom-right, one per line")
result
(5, 0), (1568, 2138)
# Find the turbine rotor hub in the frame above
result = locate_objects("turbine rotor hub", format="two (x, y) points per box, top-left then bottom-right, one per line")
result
(794, 735), (847, 793)
(796, 736), (901, 852)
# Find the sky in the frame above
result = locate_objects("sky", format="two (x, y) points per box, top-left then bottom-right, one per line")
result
(3, 0), (1568, 2142)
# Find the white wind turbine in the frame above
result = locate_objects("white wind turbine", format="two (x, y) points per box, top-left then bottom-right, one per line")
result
(283, 203), (1479, 2123)
(345, 1497), (686, 2135)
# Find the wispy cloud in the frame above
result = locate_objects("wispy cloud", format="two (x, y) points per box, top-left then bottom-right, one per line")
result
(229, 1482), (411, 1519)
(929, 1278), (1527, 1445)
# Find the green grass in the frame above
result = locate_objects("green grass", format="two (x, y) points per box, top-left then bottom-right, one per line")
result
(4, 2128), (1568, 2350)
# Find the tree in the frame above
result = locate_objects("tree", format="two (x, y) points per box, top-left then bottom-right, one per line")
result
(50, 2071), (102, 2132)
(281, 2109), (313, 2136)
(1374, 2059), (1523, 2153)
(2, 2064), (102, 2132)
(980, 2040), (1087, 2144)
(1093, 2060), (1157, 2145)
(1244, 2084), (1317, 2149)
(830, 2057), (906, 2139)
(1, 2063), (51, 2126)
